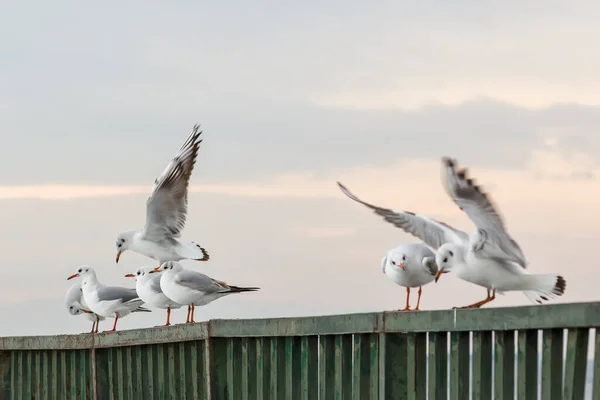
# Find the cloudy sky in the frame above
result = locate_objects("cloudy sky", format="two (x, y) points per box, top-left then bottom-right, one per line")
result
(1, 0), (599, 336)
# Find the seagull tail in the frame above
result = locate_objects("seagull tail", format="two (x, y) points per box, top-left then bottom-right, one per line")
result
(521, 274), (566, 304)
(180, 242), (210, 262)
(134, 306), (152, 313)
(220, 286), (260, 294)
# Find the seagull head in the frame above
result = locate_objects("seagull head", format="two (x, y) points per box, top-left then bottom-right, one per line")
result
(434, 244), (459, 283)
(115, 230), (136, 263)
(68, 303), (93, 316)
(125, 266), (157, 280)
(153, 261), (183, 274)
(67, 265), (95, 281)
(387, 250), (407, 271)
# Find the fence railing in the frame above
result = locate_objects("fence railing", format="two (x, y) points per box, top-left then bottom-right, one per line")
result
(1, 302), (599, 399)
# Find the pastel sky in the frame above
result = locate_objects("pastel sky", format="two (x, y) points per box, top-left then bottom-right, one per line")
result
(2, 0), (599, 336)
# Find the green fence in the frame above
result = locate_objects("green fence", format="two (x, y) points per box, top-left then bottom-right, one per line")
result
(1, 302), (599, 399)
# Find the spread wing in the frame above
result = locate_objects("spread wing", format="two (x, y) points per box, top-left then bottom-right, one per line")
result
(337, 182), (469, 250)
(441, 157), (528, 267)
(141, 125), (203, 241)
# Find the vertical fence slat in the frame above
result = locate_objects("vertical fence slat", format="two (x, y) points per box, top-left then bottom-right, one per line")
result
(517, 330), (538, 400)
(495, 330), (515, 400)
(472, 331), (493, 400)
(384, 333), (408, 400)
(353, 333), (379, 400)
(563, 328), (589, 400)
(333, 335), (352, 400)
(269, 337), (278, 400)
(450, 331), (469, 400)
(319, 335), (336, 400)
(255, 337), (266, 400)
(429, 332), (448, 400)
(541, 328), (563, 400)
(300, 335), (318, 400)
(241, 338), (250, 400)
(593, 329), (600, 400)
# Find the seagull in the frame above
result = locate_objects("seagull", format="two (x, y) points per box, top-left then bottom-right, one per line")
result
(337, 157), (566, 309)
(65, 283), (105, 333)
(67, 266), (151, 332)
(153, 261), (260, 323)
(382, 243), (440, 311)
(115, 124), (210, 267)
(125, 266), (183, 327)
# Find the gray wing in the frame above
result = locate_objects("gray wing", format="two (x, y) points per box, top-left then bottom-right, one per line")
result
(422, 257), (439, 276)
(148, 274), (163, 295)
(175, 270), (226, 294)
(441, 157), (528, 267)
(141, 125), (203, 241)
(96, 286), (140, 303)
(337, 182), (469, 250)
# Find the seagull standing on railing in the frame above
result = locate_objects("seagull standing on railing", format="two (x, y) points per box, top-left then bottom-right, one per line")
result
(153, 261), (260, 324)
(382, 243), (441, 311)
(65, 283), (105, 333)
(67, 266), (151, 332)
(115, 125), (210, 267)
(337, 157), (566, 309)
(125, 266), (183, 327)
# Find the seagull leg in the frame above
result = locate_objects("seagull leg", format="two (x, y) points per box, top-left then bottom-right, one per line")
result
(90, 320), (96, 334)
(454, 289), (497, 309)
(103, 316), (119, 332)
(185, 306), (191, 323)
(190, 304), (196, 323)
(400, 287), (411, 311)
(415, 287), (423, 311)
(94, 315), (100, 334)
(156, 307), (172, 327)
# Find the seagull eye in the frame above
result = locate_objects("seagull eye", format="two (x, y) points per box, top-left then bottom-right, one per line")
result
(448, 250), (454, 257)
(443, 257), (448, 263)
(391, 261), (395, 265)
(402, 256), (406, 261)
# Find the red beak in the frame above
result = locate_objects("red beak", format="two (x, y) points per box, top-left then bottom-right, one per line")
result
(67, 273), (79, 281)
(124, 273), (135, 278)
(152, 268), (161, 273)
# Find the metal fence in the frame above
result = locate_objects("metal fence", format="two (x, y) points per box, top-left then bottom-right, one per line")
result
(1, 302), (599, 399)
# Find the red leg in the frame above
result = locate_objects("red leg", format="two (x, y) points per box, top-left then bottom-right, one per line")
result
(400, 287), (411, 311)
(94, 315), (100, 334)
(454, 289), (496, 309)
(103, 315), (119, 332)
(185, 306), (191, 323)
(415, 287), (423, 311)
(190, 304), (196, 323)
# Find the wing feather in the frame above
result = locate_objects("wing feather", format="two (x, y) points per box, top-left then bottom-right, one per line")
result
(141, 125), (203, 240)
(337, 182), (469, 250)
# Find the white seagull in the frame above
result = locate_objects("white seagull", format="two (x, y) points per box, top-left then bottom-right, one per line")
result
(125, 266), (183, 327)
(115, 125), (210, 267)
(382, 243), (440, 311)
(65, 283), (105, 333)
(337, 157), (566, 309)
(67, 266), (151, 332)
(154, 261), (260, 323)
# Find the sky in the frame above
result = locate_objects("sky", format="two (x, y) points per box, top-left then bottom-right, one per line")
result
(1, 0), (600, 336)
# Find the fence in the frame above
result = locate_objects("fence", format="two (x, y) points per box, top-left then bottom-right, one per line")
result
(0, 302), (599, 399)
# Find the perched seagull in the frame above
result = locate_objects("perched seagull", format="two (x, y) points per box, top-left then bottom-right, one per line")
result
(65, 283), (105, 333)
(67, 266), (151, 332)
(154, 261), (260, 323)
(382, 243), (440, 311)
(115, 124), (210, 267)
(125, 266), (183, 326)
(337, 157), (566, 309)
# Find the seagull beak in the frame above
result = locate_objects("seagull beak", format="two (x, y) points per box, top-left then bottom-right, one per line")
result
(152, 268), (161, 273)
(434, 267), (445, 283)
(67, 273), (79, 281)
(81, 309), (93, 314)
(124, 273), (135, 278)
(398, 262), (405, 270)
(116, 251), (122, 263)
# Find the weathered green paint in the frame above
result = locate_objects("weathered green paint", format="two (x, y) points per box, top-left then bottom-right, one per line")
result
(517, 329), (538, 400)
(0, 302), (599, 399)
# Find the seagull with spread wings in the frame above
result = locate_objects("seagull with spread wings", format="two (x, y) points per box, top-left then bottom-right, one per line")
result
(115, 125), (210, 267)
(337, 157), (566, 309)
